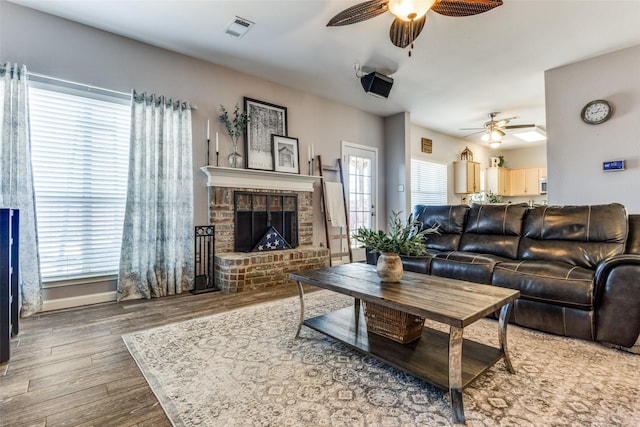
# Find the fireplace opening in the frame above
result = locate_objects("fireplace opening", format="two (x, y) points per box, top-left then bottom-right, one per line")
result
(234, 191), (298, 252)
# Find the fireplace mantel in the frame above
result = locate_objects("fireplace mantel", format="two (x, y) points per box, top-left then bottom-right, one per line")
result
(201, 166), (320, 192)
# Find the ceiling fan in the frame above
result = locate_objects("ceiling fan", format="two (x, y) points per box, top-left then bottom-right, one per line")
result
(327, 0), (504, 54)
(461, 112), (535, 147)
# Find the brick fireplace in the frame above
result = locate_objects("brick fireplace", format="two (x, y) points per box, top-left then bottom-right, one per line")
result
(201, 166), (330, 293)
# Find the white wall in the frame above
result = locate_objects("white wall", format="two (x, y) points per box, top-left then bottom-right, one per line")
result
(0, 2), (386, 303)
(545, 45), (640, 212)
(410, 124), (490, 204)
(496, 145), (546, 170)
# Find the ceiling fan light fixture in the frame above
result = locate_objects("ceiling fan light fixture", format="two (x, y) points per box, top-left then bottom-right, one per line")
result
(388, 0), (436, 21)
(482, 129), (504, 142)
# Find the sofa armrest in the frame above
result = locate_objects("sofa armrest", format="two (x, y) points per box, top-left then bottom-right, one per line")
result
(594, 255), (640, 348)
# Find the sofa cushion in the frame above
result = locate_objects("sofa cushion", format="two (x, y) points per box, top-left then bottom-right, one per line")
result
(520, 204), (627, 268)
(412, 204), (469, 252)
(459, 203), (529, 259)
(430, 251), (511, 284)
(509, 299), (594, 341)
(400, 255), (430, 274)
(492, 260), (595, 310)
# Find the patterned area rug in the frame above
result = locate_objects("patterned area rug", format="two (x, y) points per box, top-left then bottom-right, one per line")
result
(123, 290), (640, 426)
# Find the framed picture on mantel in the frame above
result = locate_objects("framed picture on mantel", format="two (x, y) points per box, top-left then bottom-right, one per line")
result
(244, 97), (288, 171)
(272, 135), (300, 174)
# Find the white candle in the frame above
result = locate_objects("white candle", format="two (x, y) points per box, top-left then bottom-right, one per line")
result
(308, 146), (311, 162)
(207, 120), (210, 140)
(215, 132), (219, 152)
(311, 144), (314, 160)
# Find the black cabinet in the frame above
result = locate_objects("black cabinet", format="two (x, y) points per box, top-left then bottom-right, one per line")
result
(1, 208), (19, 363)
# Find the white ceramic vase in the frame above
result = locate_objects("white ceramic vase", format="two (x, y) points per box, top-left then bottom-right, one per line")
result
(376, 252), (403, 282)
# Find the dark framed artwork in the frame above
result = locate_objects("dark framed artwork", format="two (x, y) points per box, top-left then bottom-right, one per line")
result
(244, 97), (288, 170)
(272, 135), (300, 174)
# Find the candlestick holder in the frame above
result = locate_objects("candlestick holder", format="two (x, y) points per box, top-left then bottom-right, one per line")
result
(207, 138), (210, 166)
(216, 151), (219, 167)
(308, 158), (314, 175)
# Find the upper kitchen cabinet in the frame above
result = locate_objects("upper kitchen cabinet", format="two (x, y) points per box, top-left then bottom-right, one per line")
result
(486, 167), (510, 196)
(509, 168), (540, 196)
(454, 161), (481, 194)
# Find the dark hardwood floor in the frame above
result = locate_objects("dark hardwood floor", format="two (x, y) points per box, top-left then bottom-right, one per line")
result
(0, 285), (309, 426)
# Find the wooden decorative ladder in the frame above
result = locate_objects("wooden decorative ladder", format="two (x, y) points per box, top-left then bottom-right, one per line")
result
(318, 155), (353, 266)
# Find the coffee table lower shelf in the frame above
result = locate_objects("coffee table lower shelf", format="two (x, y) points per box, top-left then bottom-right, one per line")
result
(303, 306), (503, 391)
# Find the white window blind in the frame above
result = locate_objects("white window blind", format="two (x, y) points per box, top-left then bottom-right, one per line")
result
(28, 78), (131, 283)
(410, 159), (447, 209)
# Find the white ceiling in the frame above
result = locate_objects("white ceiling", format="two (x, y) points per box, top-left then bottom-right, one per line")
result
(9, 0), (640, 149)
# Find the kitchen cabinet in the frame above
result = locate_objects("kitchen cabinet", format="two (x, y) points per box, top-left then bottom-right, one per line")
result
(486, 167), (510, 196)
(509, 168), (540, 196)
(454, 161), (481, 194)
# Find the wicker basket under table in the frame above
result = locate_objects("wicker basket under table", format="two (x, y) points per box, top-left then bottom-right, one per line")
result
(363, 301), (425, 344)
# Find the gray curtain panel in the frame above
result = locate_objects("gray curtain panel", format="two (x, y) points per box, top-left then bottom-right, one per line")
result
(118, 91), (194, 300)
(0, 63), (43, 316)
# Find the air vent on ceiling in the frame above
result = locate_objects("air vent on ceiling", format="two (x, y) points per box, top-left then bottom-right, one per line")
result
(225, 16), (254, 38)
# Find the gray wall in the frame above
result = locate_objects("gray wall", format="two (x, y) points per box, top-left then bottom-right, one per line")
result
(545, 45), (640, 212)
(384, 112), (409, 220)
(0, 2), (386, 304)
(0, 1), (386, 228)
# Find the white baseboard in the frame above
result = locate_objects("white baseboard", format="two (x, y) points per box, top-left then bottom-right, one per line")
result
(42, 291), (117, 312)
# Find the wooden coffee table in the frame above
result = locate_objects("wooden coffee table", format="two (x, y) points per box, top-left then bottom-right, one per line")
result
(289, 263), (520, 424)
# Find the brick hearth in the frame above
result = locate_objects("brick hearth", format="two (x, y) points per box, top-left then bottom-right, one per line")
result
(202, 166), (329, 293)
(214, 247), (328, 293)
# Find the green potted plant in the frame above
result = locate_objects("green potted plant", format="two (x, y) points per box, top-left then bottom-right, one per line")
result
(352, 211), (438, 282)
(486, 190), (503, 203)
(219, 104), (250, 168)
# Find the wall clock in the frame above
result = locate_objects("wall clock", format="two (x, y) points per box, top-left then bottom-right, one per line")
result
(581, 99), (613, 125)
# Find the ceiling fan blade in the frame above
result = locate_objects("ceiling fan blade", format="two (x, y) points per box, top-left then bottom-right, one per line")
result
(431, 0), (503, 17)
(327, 0), (389, 26)
(504, 124), (536, 129)
(389, 15), (426, 48)
(463, 130), (485, 137)
(459, 127), (484, 131)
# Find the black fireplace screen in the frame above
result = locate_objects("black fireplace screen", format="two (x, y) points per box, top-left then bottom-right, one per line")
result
(234, 191), (298, 252)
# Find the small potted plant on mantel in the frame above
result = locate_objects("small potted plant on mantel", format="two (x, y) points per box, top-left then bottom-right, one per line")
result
(352, 211), (439, 282)
(219, 104), (250, 168)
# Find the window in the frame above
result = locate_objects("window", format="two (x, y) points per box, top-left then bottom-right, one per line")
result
(410, 159), (447, 209)
(28, 77), (131, 283)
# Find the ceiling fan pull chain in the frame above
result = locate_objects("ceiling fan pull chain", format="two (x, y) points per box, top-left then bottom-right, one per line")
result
(410, 19), (413, 56)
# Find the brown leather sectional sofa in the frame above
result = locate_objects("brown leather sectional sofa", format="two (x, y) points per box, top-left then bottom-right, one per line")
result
(367, 203), (640, 350)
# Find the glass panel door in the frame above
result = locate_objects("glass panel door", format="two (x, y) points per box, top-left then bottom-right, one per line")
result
(342, 142), (378, 262)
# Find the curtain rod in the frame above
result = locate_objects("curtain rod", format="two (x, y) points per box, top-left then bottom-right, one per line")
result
(26, 71), (198, 110)
(27, 71), (131, 99)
